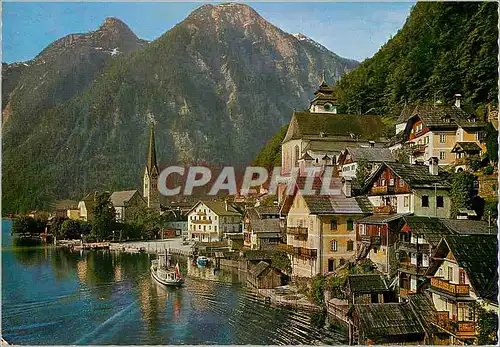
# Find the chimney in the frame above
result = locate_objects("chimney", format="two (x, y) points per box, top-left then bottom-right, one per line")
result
(428, 157), (439, 176)
(455, 94), (462, 108)
(342, 177), (352, 198)
(369, 141), (375, 148)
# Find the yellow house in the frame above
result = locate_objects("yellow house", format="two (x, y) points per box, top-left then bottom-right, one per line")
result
(397, 97), (487, 166)
(280, 177), (373, 278)
(66, 208), (80, 220)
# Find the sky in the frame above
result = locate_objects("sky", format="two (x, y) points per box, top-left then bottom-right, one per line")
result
(3, 2), (415, 64)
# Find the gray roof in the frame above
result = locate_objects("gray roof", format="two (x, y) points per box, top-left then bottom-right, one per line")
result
(367, 162), (451, 190)
(344, 147), (396, 163)
(249, 218), (281, 233)
(428, 234), (498, 304)
(405, 105), (487, 130)
(189, 200), (241, 216)
(440, 218), (497, 235)
(396, 104), (416, 124)
(347, 274), (390, 293)
(402, 216), (452, 246)
(283, 112), (388, 143)
(357, 213), (408, 225)
(110, 190), (140, 207)
(249, 261), (271, 277)
(354, 303), (425, 339)
(407, 292), (438, 335)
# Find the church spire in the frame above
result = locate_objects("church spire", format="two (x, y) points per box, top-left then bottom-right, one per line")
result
(146, 124), (158, 176)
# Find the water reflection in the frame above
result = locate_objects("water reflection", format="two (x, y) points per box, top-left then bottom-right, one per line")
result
(3, 220), (343, 345)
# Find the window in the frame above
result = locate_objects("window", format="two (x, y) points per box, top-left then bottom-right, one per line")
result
(438, 268), (443, 277)
(399, 179), (405, 187)
(381, 179), (386, 186)
(294, 146), (300, 167)
(439, 134), (446, 143)
(330, 219), (337, 230)
(411, 277), (417, 291)
(447, 266), (453, 282)
(215, 216), (217, 220)
(422, 195), (429, 207)
(439, 151), (446, 160)
(437, 196), (444, 208)
(347, 220), (354, 231)
(404, 196), (409, 207)
(389, 178), (395, 186)
(422, 254), (429, 267)
(214, 226), (217, 232)
(424, 136), (429, 144)
(347, 240), (354, 251)
(359, 224), (366, 235)
(330, 240), (338, 251)
(459, 269), (466, 285)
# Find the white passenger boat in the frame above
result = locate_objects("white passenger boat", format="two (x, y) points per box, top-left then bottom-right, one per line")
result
(151, 252), (184, 286)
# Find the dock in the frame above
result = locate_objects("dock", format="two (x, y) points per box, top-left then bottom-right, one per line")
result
(1, 337), (9, 345)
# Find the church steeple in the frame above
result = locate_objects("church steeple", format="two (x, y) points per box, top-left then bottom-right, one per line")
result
(144, 124), (160, 211)
(146, 124), (158, 176)
(309, 77), (339, 114)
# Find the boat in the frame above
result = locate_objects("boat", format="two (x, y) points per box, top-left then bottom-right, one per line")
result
(151, 252), (184, 286)
(197, 256), (209, 266)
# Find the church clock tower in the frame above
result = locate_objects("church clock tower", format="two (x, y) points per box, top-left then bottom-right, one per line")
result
(144, 125), (160, 211)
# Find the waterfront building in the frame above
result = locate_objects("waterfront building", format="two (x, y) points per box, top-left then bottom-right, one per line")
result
(109, 189), (147, 222)
(187, 200), (242, 242)
(78, 192), (97, 221)
(345, 274), (396, 305)
(424, 234), (498, 343)
(280, 176), (373, 277)
(363, 159), (452, 218)
(243, 206), (282, 250)
(143, 125), (160, 211)
(247, 261), (283, 289)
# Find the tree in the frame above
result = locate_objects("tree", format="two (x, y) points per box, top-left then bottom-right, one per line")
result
(356, 159), (372, 187)
(90, 192), (116, 241)
(12, 216), (45, 235)
(485, 122), (498, 163)
(465, 155), (482, 172)
(450, 171), (476, 218)
(60, 219), (89, 239)
(49, 216), (69, 238)
(129, 206), (164, 239)
(476, 305), (498, 345)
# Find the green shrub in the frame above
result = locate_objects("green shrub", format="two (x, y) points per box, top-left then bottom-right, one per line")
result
(484, 165), (494, 175)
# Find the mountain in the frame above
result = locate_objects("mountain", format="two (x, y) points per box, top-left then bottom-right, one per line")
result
(332, 2), (498, 118)
(2, 3), (359, 213)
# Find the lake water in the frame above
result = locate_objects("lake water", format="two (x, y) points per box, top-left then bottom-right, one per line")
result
(1, 220), (346, 345)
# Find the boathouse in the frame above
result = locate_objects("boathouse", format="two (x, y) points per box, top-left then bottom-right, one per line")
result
(247, 261), (282, 289)
(345, 274), (396, 305)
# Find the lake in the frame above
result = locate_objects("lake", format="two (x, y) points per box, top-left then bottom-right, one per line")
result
(1, 219), (346, 345)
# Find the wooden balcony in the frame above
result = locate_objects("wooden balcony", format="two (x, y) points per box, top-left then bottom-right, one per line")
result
(435, 311), (476, 337)
(396, 241), (431, 253)
(192, 219), (212, 224)
(287, 226), (308, 236)
(374, 205), (397, 213)
(277, 244), (294, 254)
(399, 262), (426, 275)
(298, 247), (317, 259)
(399, 287), (416, 298)
(430, 277), (470, 297)
(360, 235), (381, 245)
(371, 186), (396, 195)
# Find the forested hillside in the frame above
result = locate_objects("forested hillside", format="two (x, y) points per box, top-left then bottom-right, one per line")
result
(333, 2), (498, 117)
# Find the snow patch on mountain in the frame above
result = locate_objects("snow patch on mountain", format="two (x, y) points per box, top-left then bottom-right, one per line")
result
(293, 33), (330, 53)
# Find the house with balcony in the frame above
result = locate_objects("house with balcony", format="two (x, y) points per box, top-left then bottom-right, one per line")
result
(364, 159), (452, 218)
(280, 176), (373, 277)
(450, 142), (483, 172)
(355, 211), (407, 276)
(395, 216), (453, 300)
(187, 200), (242, 242)
(424, 234), (498, 343)
(397, 96), (486, 166)
(243, 206), (281, 250)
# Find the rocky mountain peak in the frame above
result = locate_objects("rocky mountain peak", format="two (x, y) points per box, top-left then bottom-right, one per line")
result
(98, 17), (139, 40)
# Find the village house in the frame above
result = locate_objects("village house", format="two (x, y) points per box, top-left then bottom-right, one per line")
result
(280, 177), (373, 277)
(345, 274), (396, 305)
(424, 234), (498, 343)
(78, 192), (97, 221)
(109, 190), (146, 222)
(450, 142), (483, 172)
(279, 80), (389, 201)
(396, 216), (453, 299)
(355, 212), (407, 276)
(338, 147), (396, 180)
(392, 96), (487, 166)
(243, 206), (281, 250)
(363, 159), (452, 218)
(348, 302), (427, 345)
(187, 200), (242, 242)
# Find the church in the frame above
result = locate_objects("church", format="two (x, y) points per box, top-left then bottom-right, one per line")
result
(143, 125), (161, 211)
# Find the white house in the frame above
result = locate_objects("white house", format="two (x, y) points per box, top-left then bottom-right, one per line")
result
(187, 200), (242, 242)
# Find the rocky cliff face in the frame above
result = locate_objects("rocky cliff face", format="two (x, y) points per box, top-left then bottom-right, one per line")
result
(2, 3), (358, 212)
